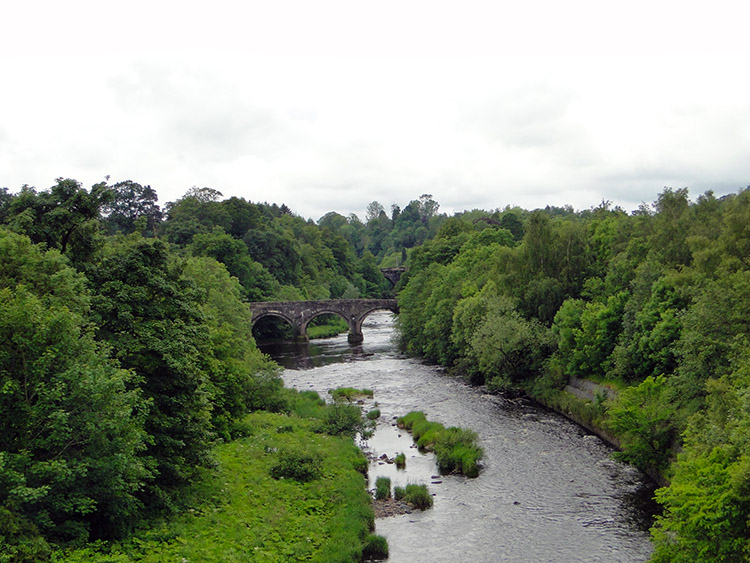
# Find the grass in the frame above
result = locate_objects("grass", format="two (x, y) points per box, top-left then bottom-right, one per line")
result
(307, 316), (349, 339)
(362, 535), (389, 559)
(366, 408), (381, 420)
(394, 452), (406, 469)
(393, 484), (433, 510)
(374, 476), (391, 500)
(54, 393), (379, 563)
(329, 387), (374, 401)
(397, 411), (483, 478)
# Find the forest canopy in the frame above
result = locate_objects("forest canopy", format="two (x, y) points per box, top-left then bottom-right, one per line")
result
(1, 178), (748, 561)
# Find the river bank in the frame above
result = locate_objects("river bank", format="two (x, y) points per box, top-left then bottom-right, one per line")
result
(52, 392), (381, 563)
(520, 378), (669, 487)
(277, 312), (655, 562)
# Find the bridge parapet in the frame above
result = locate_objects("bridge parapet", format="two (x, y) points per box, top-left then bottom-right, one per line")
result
(250, 298), (399, 344)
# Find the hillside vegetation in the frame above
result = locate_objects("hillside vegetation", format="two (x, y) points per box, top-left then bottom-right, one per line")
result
(396, 187), (750, 561)
(1, 178), (748, 561)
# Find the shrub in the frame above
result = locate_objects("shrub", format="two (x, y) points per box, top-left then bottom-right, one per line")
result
(374, 477), (391, 500)
(362, 534), (389, 559)
(270, 450), (322, 482)
(366, 408), (381, 420)
(321, 403), (365, 437)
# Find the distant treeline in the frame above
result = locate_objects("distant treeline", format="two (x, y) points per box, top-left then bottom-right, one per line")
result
(395, 186), (750, 561)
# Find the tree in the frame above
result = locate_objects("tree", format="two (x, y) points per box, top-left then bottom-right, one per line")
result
(243, 225), (302, 286)
(182, 257), (284, 438)
(650, 187), (692, 268)
(88, 239), (214, 511)
(365, 201), (385, 223)
(3, 178), (110, 261)
(100, 180), (162, 236)
(189, 228), (279, 301)
(0, 229), (148, 543)
(651, 359), (750, 561)
(607, 376), (677, 474)
(162, 188), (231, 245)
(465, 292), (554, 389)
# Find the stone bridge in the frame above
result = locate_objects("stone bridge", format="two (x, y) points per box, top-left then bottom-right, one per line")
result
(249, 299), (399, 344)
(380, 267), (406, 287)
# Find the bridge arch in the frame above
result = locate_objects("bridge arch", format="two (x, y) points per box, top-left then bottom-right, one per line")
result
(300, 309), (349, 335)
(251, 310), (298, 339)
(249, 299), (398, 344)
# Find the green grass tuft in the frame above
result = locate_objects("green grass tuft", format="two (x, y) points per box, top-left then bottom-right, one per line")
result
(394, 452), (406, 469)
(394, 483), (433, 509)
(374, 476), (391, 500)
(329, 387), (374, 401)
(362, 534), (389, 559)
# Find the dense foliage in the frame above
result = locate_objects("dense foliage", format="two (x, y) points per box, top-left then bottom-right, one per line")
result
(1, 177), (438, 560)
(395, 187), (750, 560)
(0, 178), (354, 559)
(3, 175), (748, 560)
(53, 398), (376, 563)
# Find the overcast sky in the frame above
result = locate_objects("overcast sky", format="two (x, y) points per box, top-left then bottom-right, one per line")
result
(2, 1), (749, 221)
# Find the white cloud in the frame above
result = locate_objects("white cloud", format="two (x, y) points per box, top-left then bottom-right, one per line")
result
(1, 1), (749, 218)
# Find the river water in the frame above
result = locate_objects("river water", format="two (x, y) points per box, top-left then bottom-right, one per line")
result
(260, 313), (655, 562)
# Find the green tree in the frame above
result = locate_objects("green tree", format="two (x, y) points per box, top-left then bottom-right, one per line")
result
(466, 293), (554, 390)
(182, 257), (284, 438)
(607, 376), (677, 474)
(189, 228), (279, 301)
(651, 360), (750, 561)
(100, 180), (162, 236)
(88, 239), (214, 511)
(3, 178), (110, 262)
(0, 229), (148, 543)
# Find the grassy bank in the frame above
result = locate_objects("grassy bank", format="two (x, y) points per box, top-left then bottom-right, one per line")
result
(307, 316), (349, 339)
(53, 393), (378, 563)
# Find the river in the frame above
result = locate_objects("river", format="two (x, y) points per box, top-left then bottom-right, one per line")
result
(260, 312), (655, 562)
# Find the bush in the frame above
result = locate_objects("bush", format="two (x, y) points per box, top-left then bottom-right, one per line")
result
(321, 403), (365, 437)
(374, 477), (391, 500)
(270, 450), (322, 482)
(366, 408), (381, 420)
(362, 534), (389, 559)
